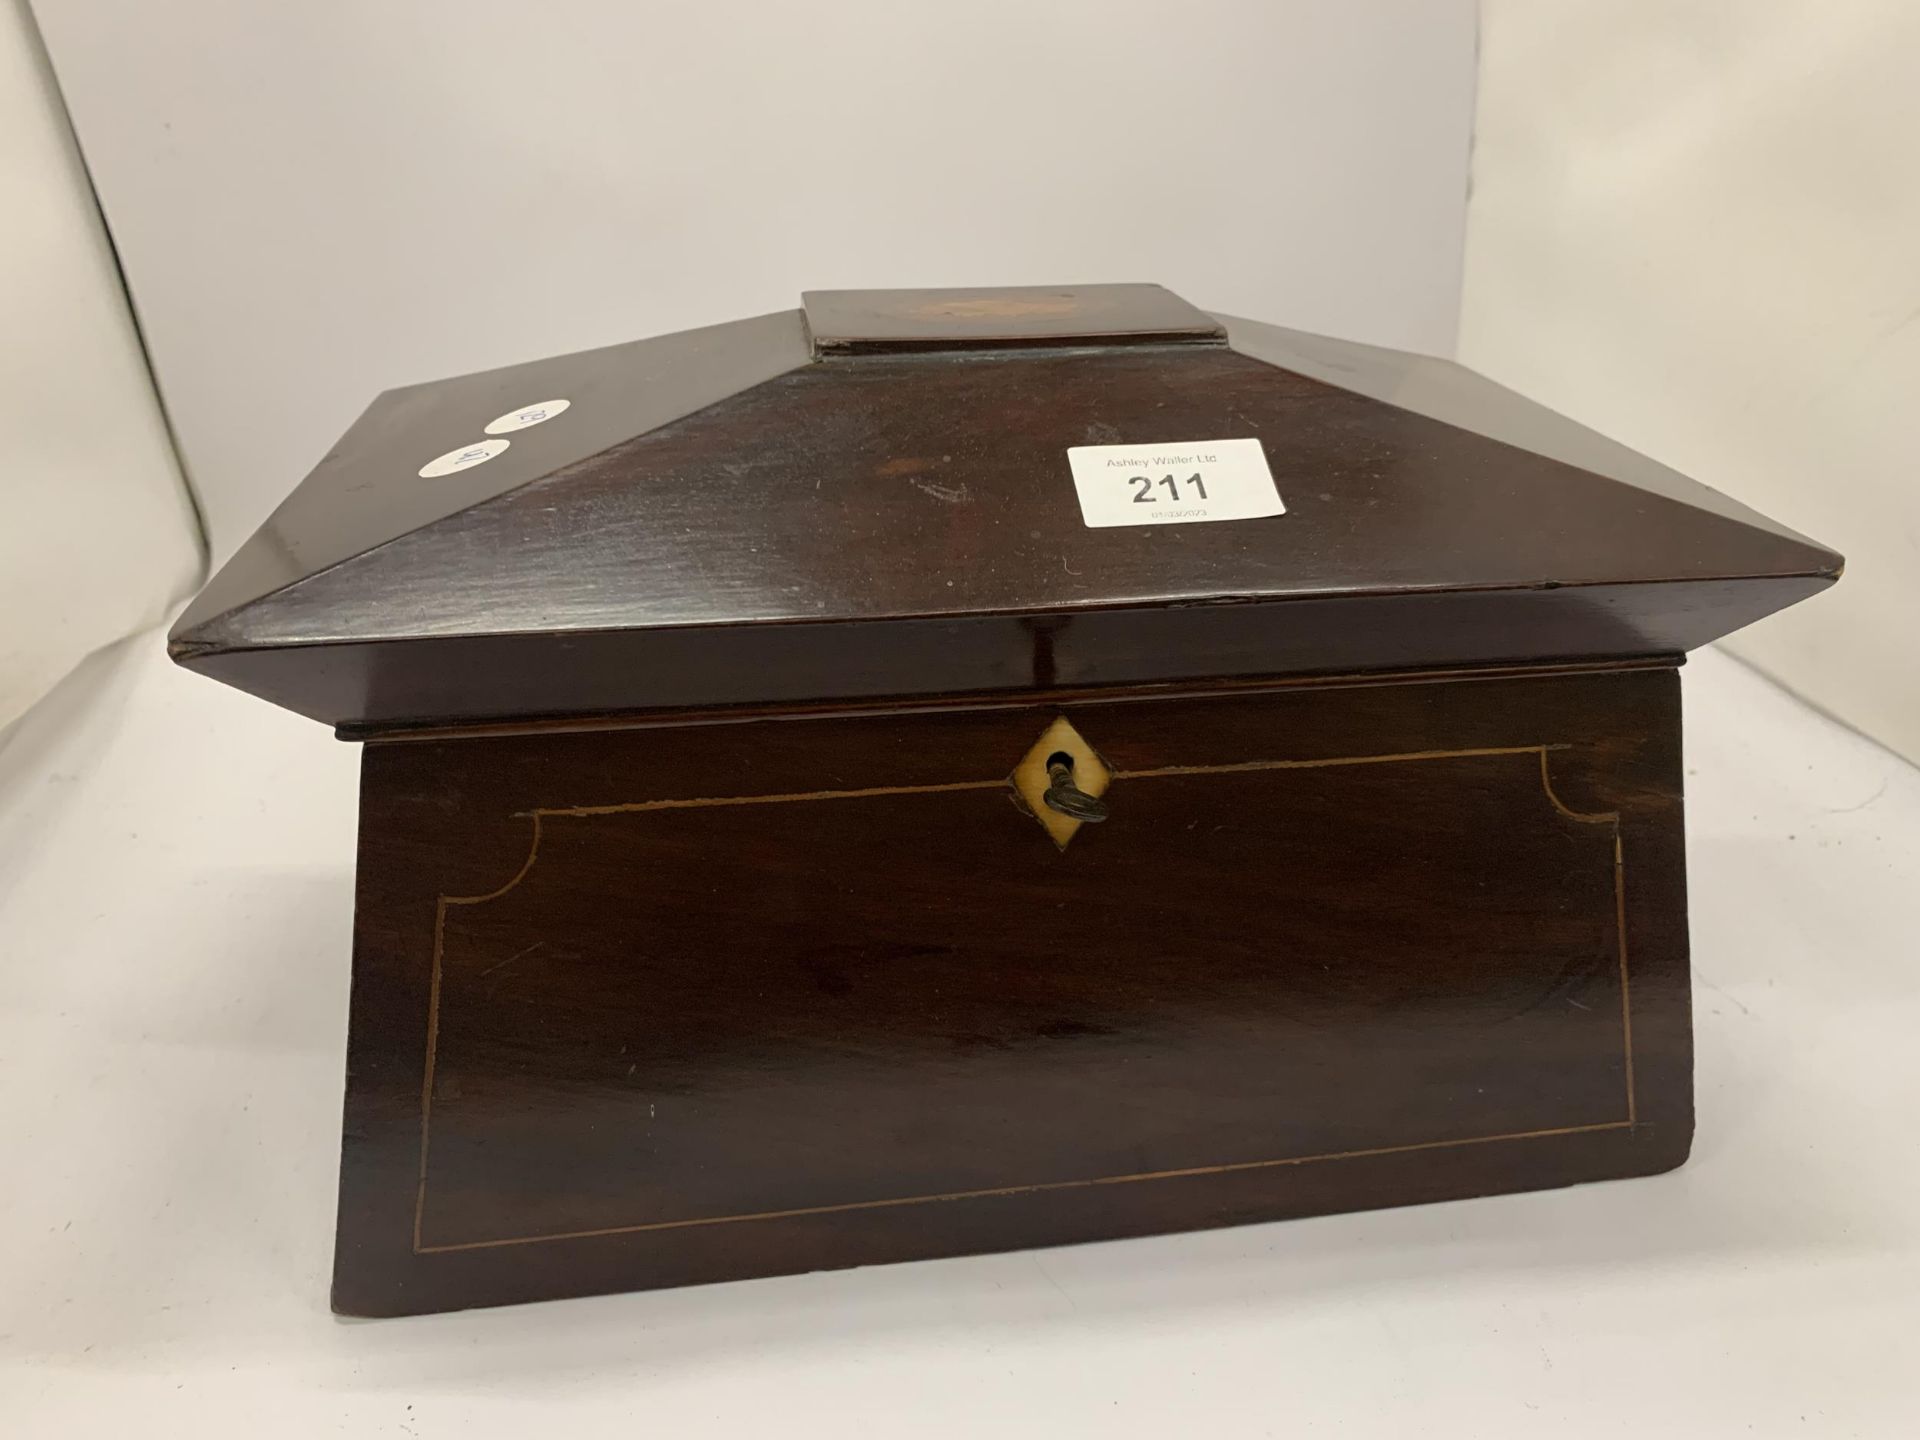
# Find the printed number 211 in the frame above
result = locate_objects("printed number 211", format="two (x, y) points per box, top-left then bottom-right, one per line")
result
(1131, 472), (1207, 503)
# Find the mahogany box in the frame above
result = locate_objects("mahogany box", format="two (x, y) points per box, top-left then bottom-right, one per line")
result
(169, 284), (1841, 1316)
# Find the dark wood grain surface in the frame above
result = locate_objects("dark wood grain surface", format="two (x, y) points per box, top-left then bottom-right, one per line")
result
(193, 576), (1820, 736)
(169, 286), (1838, 731)
(173, 309), (812, 648)
(333, 662), (1692, 1316)
(155, 287), (1808, 1319)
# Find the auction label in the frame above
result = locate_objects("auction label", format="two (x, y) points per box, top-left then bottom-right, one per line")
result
(1066, 437), (1283, 528)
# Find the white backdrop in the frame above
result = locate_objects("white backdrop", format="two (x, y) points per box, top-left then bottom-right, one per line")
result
(29, 0), (1479, 563)
(1460, 0), (1920, 763)
(0, 0), (199, 728)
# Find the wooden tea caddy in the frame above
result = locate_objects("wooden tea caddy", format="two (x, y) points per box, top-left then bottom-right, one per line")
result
(169, 284), (1841, 1316)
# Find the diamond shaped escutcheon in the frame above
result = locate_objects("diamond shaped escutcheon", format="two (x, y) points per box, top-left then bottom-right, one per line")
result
(1010, 716), (1113, 850)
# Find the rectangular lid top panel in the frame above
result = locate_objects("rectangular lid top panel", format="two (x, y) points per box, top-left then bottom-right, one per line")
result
(802, 283), (1226, 354)
(168, 285), (1842, 732)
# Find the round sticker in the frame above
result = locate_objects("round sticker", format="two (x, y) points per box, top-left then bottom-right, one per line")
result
(417, 438), (509, 478)
(484, 398), (571, 435)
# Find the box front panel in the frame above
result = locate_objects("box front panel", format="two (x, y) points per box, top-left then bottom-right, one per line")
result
(337, 666), (1691, 1314)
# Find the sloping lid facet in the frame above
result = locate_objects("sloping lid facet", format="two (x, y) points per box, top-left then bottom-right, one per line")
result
(170, 285), (1841, 731)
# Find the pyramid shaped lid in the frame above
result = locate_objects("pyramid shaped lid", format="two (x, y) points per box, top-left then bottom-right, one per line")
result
(171, 284), (1841, 733)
